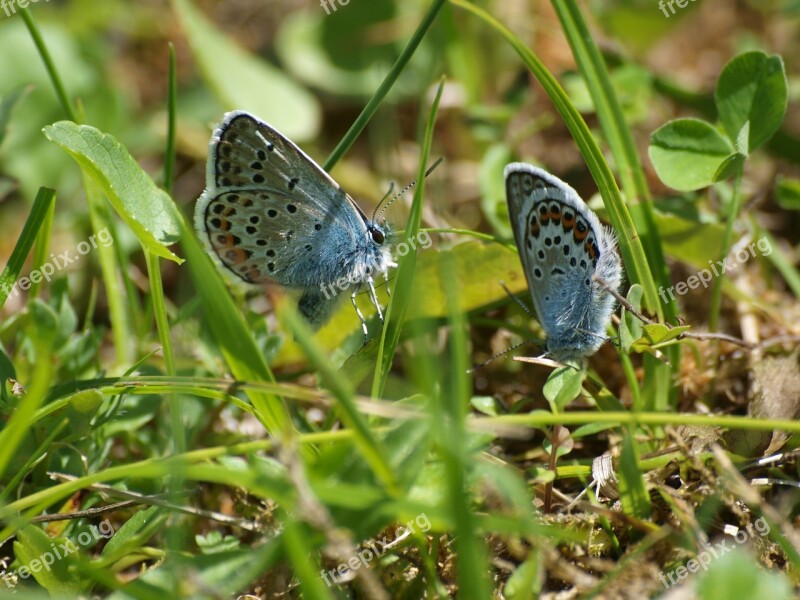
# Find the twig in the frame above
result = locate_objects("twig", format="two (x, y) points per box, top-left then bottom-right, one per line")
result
(513, 355), (568, 369)
(48, 473), (260, 531)
(593, 275), (756, 348)
(30, 500), (138, 523)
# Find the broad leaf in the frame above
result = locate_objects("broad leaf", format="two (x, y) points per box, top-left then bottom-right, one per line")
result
(43, 122), (182, 262)
(776, 177), (800, 211)
(620, 284), (644, 351)
(543, 367), (584, 412)
(173, 0), (320, 141)
(649, 118), (733, 191)
(715, 51), (787, 153)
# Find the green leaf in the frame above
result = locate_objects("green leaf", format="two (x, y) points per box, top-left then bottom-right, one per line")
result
(504, 550), (542, 599)
(696, 547), (792, 600)
(471, 395), (500, 416)
(649, 118), (734, 191)
(617, 433), (650, 519)
(35, 389), (104, 437)
(14, 525), (81, 594)
(172, 0), (320, 142)
(715, 51), (787, 153)
(542, 426), (574, 458)
(480, 143), (514, 238)
(0, 187), (55, 310)
(64, 389), (104, 433)
(713, 152), (746, 182)
(275, 242), (527, 366)
(529, 466), (556, 483)
(642, 323), (690, 344)
(630, 323), (691, 352)
(181, 218), (293, 436)
(27, 299), (59, 347)
(0, 84), (31, 147)
(543, 367), (584, 412)
(196, 531), (241, 554)
(775, 176), (800, 211)
(734, 121), (750, 156)
(100, 505), (166, 561)
(653, 211), (726, 269)
(43, 122), (182, 262)
(620, 284), (644, 351)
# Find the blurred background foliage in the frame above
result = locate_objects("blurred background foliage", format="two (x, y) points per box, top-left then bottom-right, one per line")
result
(1, 0), (800, 597)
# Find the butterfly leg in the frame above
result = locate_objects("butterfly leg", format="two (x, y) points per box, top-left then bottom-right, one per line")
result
(384, 270), (391, 298)
(350, 286), (369, 344)
(365, 276), (384, 323)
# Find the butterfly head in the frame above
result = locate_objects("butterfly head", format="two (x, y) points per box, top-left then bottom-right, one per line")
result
(368, 222), (386, 245)
(366, 218), (394, 247)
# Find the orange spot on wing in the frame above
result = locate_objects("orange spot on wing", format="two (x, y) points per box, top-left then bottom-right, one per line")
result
(214, 234), (235, 248)
(573, 222), (590, 242)
(224, 248), (250, 265)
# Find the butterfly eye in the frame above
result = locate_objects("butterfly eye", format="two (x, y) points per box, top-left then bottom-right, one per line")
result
(370, 228), (385, 244)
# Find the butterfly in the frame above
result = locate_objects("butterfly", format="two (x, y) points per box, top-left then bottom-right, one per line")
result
(504, 162), (623, 361)
(194, 111), (395, 337)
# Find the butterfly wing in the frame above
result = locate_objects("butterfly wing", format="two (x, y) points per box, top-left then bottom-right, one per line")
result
(194, 111), (387, 290)
(504, 162), (622, 359)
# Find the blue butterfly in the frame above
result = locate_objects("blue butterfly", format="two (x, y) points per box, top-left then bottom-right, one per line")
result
(195, 111), (395, 337)
(505, 163), (623, 361)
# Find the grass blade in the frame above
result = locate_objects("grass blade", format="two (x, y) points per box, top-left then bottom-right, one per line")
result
(551, 0), (674, 319)
(323, 0), (447, 170)
(450, 0), (660, 314)
(372, 79), (444, 397)
(278, 299), (399, 494)
(0, 187), (55, 309)
(181, 218), (293, 437)
(438, 252), (491, 598)
(19, 7), (77, 122)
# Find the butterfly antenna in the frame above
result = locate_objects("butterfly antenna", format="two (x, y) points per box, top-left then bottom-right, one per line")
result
(373, 156), (444, 222)
(375, 181), (395, 213)
(500, 280), (536, 318)
(467, 340), (543, 373)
